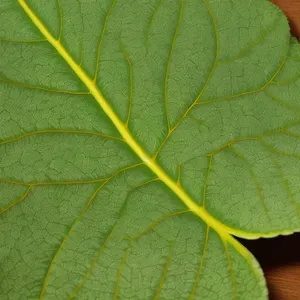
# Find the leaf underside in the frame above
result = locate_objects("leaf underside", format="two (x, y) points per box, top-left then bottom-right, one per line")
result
(0, 0), (300, 299)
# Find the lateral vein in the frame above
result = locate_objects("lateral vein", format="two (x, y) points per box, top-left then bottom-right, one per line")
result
(17, 0), (269, 250)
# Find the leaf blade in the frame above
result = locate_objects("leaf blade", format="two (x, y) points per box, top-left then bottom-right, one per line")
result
(1, 0), (300, 298)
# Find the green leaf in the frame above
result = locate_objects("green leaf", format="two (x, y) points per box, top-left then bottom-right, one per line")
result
(1, 0), (299, 299)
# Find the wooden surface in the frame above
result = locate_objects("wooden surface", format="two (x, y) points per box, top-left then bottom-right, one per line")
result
(241, 3), (300, 300)
(266, 264), (300, 300)
(241, 233), (300, 300)
(271, 0), (300, 38)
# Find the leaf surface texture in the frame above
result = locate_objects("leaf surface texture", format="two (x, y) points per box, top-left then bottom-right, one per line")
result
(1, 0), (300, 299)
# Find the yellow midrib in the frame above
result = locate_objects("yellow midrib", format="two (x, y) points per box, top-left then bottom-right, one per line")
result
(17, 0), (258, 253)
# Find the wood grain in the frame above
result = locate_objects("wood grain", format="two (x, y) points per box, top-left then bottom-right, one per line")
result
(266, 264), (300, 300)
(271, 0), (300, 38)
(241, 233), (300, 300)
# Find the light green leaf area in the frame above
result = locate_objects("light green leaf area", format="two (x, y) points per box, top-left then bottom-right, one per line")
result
(1, 0), (300, 299)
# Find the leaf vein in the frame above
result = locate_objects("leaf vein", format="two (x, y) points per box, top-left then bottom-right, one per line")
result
(93, 0), (117, 82)
(154, 0), (219, 158)
(196, 55), (287, 105)
(264, 90), (300, 112)
(0, 129), (123, 146)
(272, 157), (300, 214)
(202, 156), (213, 207)
(0, 77), (89, 95)
(39, 163), (142, 299)
(229, 147), (271, 222)
(57, 0), (63, 40)
(164, 0), (184, 132)
(0, 186), (32, 215)
(17, 0), (291, 251)
(206, 121), (300, 157)
(114, 246), (130, 300)
(120, 46), (133, 126)
(189, 226), (210, 300)
(0, 39), (47, 43)
(146, 0), (164, 48)
(218, 14), (281, 65)
(153, 242), (174, 300)
(68, 224), (118, 299)
(223, 240), (237, 300)
(129, 210), (190, 241)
